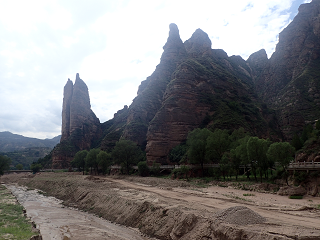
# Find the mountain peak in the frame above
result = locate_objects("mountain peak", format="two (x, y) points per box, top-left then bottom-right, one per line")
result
(184, 28), (212, 57)
(161, 23), (187, 62)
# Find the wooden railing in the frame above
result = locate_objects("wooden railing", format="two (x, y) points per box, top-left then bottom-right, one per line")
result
(288, 162), (320, 169)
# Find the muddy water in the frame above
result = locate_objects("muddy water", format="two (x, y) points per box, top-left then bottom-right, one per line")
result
(6, 184), (154, 240)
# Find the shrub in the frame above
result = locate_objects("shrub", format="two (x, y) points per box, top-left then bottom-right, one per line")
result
(289, 195), (303, 199)
(30, 163), (42, 174)
(150, 162), (160, 176)
(294, 171), (308, 185)
(138, 161), (149, 177)
(172, 166), (190, 180)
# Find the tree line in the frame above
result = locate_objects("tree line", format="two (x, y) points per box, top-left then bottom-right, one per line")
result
(170, 128), (295, 183)
(71, 139), (145, 175)
(10, 123), (317, 181)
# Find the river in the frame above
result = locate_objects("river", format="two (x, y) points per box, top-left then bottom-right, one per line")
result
(6, 184), (154, 240)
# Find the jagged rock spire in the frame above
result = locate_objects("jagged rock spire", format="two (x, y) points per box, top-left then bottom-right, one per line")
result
(184, 28), (212, 57)
(61, 73), (100, 142)
(160, 23), (187, 62)
(61, 79), (73, 141)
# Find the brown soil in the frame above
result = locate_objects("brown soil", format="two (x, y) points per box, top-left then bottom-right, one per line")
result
(2, 172), (320, 240)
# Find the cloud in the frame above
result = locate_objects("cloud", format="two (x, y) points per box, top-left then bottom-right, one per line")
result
(0, 0), (307, 139)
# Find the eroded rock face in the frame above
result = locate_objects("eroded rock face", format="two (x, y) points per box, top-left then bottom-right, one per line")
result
(184, 28), (212, 57)
(52, 74), (101, 168)
(55, 0), (320, 166)
(121, 23), (187, 147)
(248, 0), (320, 138)
(61, 79), (73, 141)
(145, 28), (276, 164)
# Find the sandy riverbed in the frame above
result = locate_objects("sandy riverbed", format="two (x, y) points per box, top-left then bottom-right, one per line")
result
(5, 184), (156, 240)
(2, 172), (320, 239)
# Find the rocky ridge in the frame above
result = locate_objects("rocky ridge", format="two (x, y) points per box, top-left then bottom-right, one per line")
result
(247, 0), (320, 138)
(53, 0), (320, 167)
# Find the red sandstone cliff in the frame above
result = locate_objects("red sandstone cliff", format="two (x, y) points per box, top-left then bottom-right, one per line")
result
(52, 74), (101, 168)
(248, 0), (320, 138)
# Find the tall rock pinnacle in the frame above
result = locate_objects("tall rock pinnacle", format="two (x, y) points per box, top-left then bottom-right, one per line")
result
(61, 73), (100, 142)
(54, 73), (101, 168)
(161, 23), (187, 63)
(61, 79), (73, 141)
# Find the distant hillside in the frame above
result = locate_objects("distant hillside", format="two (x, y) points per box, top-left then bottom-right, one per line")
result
(1, 147), (52, 169)
(0, 131), (61, 152)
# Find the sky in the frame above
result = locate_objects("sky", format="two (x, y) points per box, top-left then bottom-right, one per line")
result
(0, 0), (312, 139)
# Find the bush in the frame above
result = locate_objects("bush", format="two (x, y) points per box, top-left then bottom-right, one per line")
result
(289, 195), (303, 199)
(294, 171), (308, 185)
(269, 168), (285, 182)
(150, 162), (160, 176)
(213, 168), (221, 181)
(310, 171), (320, 178)
(30, 163), (42, 174)
(172, 166), (190, 180)
(138, 161), (150, 177)
(16, 164), (23, 170)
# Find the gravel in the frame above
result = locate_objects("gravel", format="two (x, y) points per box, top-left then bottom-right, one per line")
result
(214, 206), (266, 225)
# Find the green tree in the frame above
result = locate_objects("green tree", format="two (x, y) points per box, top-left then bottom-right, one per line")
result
(137, 161), (150, 177)
(267, 142), (295, 185)
(97, 151), (112, 174)
(71, 150), (88, 175)
(257, 138), (272, 182)
(220, 152), (232, 180)
(16, 164), (23, 170)
(0, 155), (11, 175)
(186, 128), (212, 175)
(234, 136), (250, 179)
(291, 133), (303, 151)
(169, 144), (187, 164)
(246, 137), (260, 181)
(30, 163), (42, 174)
(301, 124), (313, 143)
(206, 129), (230, 162)
(111, 139), (144, 174)
(229, 148), (241, 180)
(86, 149), (100, 174)
(229, 127), (248, 149)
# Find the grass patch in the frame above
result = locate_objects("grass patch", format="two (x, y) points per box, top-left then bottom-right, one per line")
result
(243, 193), (255, 196)
(289, 195), (303, 199)
(0, 185), (38, 240)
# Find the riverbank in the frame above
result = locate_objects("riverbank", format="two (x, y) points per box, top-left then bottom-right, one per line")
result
(0, 184), (41, 240)
(2, 172), (320, 240)
(5, 184), (153, 240)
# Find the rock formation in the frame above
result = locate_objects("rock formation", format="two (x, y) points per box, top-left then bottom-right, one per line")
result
(145, 28), (276, 164)
(53, 0), (320, 167)
(248, 0), (320, 138)
(52, 74), (101, 168)
(120, 23), (188, 147)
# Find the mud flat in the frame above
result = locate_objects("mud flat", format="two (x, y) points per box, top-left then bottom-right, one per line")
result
(2, 172), (320, 240)
(5, 184), (154, 240)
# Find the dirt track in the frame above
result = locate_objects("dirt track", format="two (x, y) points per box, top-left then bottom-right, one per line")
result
(2, 172), (320, 240)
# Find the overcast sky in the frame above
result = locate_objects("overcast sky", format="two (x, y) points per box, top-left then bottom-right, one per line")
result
(0, 0), (312, 139)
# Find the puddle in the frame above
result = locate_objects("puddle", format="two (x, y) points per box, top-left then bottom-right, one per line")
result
(5, 184), (154, 240)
